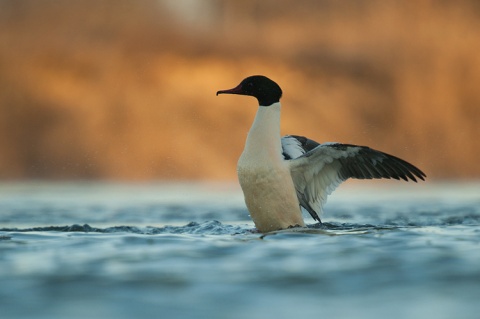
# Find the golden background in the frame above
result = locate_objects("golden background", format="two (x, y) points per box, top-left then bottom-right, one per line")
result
(1, 0), (478, 180)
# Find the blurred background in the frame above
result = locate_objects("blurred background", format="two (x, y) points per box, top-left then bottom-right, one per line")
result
(0, 0), (478, 181)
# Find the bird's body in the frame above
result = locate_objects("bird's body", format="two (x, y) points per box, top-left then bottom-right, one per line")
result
(237, 102), (305, 232)
(217, 75), (426, 233)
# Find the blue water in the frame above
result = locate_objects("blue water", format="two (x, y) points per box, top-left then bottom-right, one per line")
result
(1, 182), (479, 319)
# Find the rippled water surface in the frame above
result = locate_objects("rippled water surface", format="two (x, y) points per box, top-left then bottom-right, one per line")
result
(1, 182), (479, 319)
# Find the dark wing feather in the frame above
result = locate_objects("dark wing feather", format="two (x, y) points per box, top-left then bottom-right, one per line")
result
(330, 144), (426, 182)
(281, 135), (320, 160)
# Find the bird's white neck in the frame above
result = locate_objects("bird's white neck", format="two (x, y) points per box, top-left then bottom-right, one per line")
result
(242, 102), (283, 162)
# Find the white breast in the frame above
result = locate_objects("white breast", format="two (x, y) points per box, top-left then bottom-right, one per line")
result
(237, 103), (305, 232)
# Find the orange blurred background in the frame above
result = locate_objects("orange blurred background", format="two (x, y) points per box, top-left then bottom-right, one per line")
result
(0, 0), (479, 180)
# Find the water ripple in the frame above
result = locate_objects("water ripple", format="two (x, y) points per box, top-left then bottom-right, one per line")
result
(0, 221), (250, 236)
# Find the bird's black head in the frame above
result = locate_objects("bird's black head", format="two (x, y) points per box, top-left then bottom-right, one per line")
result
(216, 75), (282, 107)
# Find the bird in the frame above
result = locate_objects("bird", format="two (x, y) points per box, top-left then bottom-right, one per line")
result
(216, 75), (426, 233)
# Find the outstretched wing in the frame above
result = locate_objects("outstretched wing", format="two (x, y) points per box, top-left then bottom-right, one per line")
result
(282, 135), (426, 222)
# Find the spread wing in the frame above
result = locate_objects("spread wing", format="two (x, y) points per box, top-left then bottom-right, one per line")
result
(281, 135), (426, 222)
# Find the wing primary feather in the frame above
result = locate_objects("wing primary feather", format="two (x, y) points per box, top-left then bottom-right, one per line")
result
(363, 160), (383, 178)
(369, 159), (392, 179)
(387, 156), (424, 182)
(358, 162), (374, 179)
(397, 158), (426, 181)
(378, 151), (427, 182)
(384, 160), (409, 181)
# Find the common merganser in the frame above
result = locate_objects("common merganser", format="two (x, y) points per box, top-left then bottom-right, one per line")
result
(217, 75), (426, 233)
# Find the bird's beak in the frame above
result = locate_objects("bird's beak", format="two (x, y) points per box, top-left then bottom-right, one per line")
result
(216, 83), (243, 96)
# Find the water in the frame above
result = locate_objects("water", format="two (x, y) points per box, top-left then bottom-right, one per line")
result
(1, 182), (479, 319)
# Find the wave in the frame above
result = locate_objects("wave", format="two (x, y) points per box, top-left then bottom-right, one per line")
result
(0, 221), (250, 236)
(1, 211), (479, 237)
